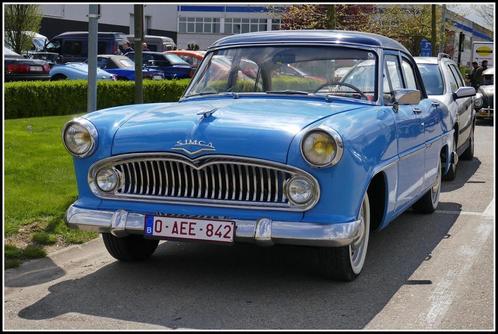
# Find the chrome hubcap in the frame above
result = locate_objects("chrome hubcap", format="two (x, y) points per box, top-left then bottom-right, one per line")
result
(349, 194), (370, 274)
(431, 163), (442, 206)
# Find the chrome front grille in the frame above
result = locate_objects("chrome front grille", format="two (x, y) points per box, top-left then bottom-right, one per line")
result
(88, 153), (319, 211)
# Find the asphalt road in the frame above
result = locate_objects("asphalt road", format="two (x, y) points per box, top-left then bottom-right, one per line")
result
(4, 121), (495, 330)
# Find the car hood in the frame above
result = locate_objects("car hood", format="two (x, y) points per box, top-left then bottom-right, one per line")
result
(111, 97), (364, 163)
(479, 85), (494, 96)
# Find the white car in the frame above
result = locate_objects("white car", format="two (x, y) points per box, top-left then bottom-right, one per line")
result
(415, 54), (476, 180)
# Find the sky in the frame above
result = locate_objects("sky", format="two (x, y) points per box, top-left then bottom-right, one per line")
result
(447, 4), (494, 30)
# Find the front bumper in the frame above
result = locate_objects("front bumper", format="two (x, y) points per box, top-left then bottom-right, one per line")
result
(65, 204), (361, 247)
(476, 107), (494, 118)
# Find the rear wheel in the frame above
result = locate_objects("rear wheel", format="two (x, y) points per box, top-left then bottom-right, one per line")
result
(318, 192), (370, 281)
(50, 74), (67, 81)
(102, 233), (159, 261)
(461, 123), (475, 160)
(443, 133), (457, 181)
(413, 158), (442, 214)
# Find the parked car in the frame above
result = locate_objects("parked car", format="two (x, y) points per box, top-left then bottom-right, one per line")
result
(44, 31), (130, 63)
(125, 51), (193, 79)
(49, 62), (115, 81)
(63, 30), (453, 281)
(93, 55), (164, 81)
(415, 54), (476, 180)
(127, 34), (176, 52)
(4, 46), (50, 82)
(474, 67), (494, 120)
(165, 50), (205, 70)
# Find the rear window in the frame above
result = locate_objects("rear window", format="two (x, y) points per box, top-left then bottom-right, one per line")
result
(418, 63), (444, 95)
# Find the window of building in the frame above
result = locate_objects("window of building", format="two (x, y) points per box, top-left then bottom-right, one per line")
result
(179, 16), (220, 34)
(271, 19), (282, 30)
(225, 18), (268, 34)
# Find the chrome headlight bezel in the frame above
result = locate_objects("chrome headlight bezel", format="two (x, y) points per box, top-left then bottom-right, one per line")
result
(284, 175), (320, 208)
(95, 167), (121, 192)
(62, 118), (98, 158)
(474, 93), (483, 108)
(300, 125), (344, 168)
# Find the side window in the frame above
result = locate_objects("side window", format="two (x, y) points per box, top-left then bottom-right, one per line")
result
(45, 39), (61, 53)
(384, 55), (403, 103)
(97, 57), (107, 69)
(62, 40), (83, 56)
(97, 41), (107, 54)
(446, 65), (459, 92)
(401, 58), (417, 90)
(449, 64), (465, 87)
(126, 53), (135, 61)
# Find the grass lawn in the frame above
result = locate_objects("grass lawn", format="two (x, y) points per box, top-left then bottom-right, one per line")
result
(5, 114), (97, 268)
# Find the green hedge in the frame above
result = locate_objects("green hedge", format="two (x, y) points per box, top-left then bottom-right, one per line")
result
(5, 79), (191, 119)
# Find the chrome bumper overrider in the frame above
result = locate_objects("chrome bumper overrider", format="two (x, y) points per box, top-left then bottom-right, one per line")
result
(65, 204), (361, 247)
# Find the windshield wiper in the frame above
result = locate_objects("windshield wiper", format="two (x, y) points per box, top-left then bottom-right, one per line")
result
(265, 90), (310, 95)
(184, 91), (240, 99)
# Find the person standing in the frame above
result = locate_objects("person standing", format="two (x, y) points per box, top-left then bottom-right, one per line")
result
(474, 60), (489, 88)
(468, 61), (480, 89)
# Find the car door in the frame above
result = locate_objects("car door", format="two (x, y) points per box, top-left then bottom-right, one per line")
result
(447, 62), (473, 152)
(384, 53), (426, 210)
(401, 56), (441, 191)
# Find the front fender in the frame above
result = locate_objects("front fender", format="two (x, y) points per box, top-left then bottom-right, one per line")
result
(287, 106), (398, 225)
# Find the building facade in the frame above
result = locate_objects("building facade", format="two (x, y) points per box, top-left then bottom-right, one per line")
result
(38, 4), (492, 64)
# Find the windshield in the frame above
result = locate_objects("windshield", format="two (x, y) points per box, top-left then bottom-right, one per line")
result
(185, 46), (378, 101)
(417, 63), (444, 95)
(164, 53), (190, 65)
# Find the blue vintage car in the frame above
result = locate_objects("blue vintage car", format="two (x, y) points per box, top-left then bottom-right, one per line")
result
(63, 31), (453, 281)
(50, 62), (115, 81)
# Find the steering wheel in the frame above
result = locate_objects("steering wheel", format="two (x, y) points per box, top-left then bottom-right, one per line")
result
(314, 81), (368, 100)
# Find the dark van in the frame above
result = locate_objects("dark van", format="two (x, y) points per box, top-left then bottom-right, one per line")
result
(44, 31), (129, 63)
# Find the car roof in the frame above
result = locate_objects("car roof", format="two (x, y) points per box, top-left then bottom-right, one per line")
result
(210, 30), (410, 54)
(53, 31), (127, 38)
(414, 57), (439, 64)
(167, 50), (204, 57)
(483, 67), (494, 75)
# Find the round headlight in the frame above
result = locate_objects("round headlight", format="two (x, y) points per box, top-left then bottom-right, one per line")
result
(285, 176), (315, 206)
(301, 127), (343, 167)
(62, 119), (98, 157)
(474, 94), (483, 108)
(96, 168), (119, 192)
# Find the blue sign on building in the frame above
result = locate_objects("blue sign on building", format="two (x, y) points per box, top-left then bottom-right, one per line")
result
(420, 39), (432, 56)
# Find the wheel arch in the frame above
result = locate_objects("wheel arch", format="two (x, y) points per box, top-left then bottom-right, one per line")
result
(366, 171), (387, 232)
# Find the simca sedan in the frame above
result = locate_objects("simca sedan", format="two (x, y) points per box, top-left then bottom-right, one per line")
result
(64, 31), (453, 281)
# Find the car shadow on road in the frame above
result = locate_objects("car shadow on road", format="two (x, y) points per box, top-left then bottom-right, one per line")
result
(16, 206), (460, 329)
(441, 157), (481, 193)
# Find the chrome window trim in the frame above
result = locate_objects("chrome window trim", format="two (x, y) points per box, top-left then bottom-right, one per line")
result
(88, 153), (320, 212)
(300, 125), (344, 168)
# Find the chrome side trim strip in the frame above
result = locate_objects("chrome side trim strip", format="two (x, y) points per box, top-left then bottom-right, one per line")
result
(66, 204), (361, 247)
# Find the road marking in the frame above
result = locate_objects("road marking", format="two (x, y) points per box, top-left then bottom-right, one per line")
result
(434, 199), (495, 217)
(422, 219), (493, 328)
(482, 199), (494, 217)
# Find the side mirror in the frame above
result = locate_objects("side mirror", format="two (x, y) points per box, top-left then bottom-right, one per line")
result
(393, 89), (421, 105)
(453, 86), (476, 99)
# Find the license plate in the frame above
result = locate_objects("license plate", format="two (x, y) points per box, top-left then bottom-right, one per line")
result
(30, 66), (43, 72)
(144, 215), (235, 244)
(153, 75), (163, 80)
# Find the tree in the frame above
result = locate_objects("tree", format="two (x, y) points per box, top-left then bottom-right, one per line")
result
(5, 4), (42, 54)
(362, 5), (448, 55)
(277, 4), (376, 31)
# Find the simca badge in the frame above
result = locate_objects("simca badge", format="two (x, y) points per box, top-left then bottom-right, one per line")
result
(171, 139), (216, 155)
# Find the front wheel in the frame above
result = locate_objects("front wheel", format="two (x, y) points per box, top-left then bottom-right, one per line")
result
(317, 192), (370, 281)
(102, 233), (159, 261)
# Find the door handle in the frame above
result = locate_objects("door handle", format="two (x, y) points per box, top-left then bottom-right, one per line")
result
(413, 107), (422, 114)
